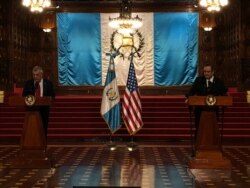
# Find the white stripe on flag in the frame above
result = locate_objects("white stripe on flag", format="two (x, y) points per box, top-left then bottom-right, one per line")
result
(101, 78), (120, 115)
(101, 13), (154, 86)
(101, 60), (121, 133)
(122, 62), (143, 135)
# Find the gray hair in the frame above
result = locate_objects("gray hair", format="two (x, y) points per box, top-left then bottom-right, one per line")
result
(32, 66), (43, 73)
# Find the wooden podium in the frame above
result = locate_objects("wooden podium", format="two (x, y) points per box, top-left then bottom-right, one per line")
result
(188, 96), (232, 169)
(7, 96), (52, 168)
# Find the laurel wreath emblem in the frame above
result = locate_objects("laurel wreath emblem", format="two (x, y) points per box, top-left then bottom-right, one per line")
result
(106, 88), (118, 101)
(25, 95), (36, 106)
(205, 95), (217, 106)
(110, 30), (144, 59)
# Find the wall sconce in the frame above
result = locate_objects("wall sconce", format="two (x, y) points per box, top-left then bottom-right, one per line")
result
(200, 12), (216, 31)
(40, 12), (56, 32)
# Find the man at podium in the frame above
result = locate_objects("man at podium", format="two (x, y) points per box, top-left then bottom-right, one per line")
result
(186, 64), (228, 139)
(22, 65), (55, 137)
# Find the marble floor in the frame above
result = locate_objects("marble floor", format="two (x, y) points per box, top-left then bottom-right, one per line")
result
(0, 143), (249, 188)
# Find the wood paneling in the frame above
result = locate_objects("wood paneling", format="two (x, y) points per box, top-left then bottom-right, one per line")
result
(199, 0), (246, 89)
(1, 0), (250, 94)
(54, 0), (198, 12)
(0, 1), (10, 91)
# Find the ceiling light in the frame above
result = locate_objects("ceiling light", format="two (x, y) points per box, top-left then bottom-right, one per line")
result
(199, 0), (229, 12)
(109, 0), (142, 35)
(22, 0), (51, 13)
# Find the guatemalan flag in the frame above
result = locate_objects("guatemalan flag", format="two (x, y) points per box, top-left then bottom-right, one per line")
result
(57, 12), (198, 87)
(100, 55), (121, 133)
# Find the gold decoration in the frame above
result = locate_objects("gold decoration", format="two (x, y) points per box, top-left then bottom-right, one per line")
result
(205, 95), (217, 106)
(106, 88), (118, 101)
(25, 95), (36, 106)
(110, 30), (144, 59)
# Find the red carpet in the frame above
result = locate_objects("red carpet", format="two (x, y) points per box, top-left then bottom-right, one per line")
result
(0, 92), (250, 142)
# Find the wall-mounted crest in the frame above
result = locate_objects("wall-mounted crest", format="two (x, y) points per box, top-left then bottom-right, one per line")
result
(110, 30), (144, 59)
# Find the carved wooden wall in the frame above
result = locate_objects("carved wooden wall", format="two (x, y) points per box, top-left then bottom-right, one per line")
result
(215, 0), (241, 87)
(40, 25), (58, 87)
(240, 1), (250, 89)
(199, 0), (240, 87)
(1, 0), (250, 93)
(10, 3), (39, 85)
(199, 0), (250, 90)
(0, 1), (9, 91)
(0, 0), (58, 93)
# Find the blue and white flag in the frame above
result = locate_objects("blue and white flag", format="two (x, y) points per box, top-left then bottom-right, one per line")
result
(100, 56), (121, 133)
(57, 12), (198, 86)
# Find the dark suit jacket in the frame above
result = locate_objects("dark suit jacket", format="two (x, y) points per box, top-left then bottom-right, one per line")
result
(22, 79), (55, 98)
(186, 76), (228, 135)
(187, 76), (228, 97)
(22, 79), (55, 136)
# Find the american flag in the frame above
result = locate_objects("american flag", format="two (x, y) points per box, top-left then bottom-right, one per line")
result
(122, 61), (143, 135)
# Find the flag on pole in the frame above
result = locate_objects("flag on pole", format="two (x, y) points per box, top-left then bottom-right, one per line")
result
(122, 61), (143, 135)
(101, 56), (121, 133)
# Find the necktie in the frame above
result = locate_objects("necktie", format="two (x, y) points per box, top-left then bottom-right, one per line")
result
(208, 81), (212, 87)
(207, 80), (212, 88)
(35, 82), (41, 97)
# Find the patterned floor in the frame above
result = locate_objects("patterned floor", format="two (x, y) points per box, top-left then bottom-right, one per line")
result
(0, 144), (249, 188)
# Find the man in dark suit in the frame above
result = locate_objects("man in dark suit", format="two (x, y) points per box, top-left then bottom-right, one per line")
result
(22, 65), (55, 137)
(186, 64), (228, 140)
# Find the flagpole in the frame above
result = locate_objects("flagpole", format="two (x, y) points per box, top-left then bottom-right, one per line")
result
(122, 44), (143, 137)
(126, 48), (140, 151)
(107, 132), (116, 151)
(101, 50), (122, 150)
(127, 136), (137, 151)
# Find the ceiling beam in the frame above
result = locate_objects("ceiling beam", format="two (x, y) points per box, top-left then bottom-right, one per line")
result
(54, 1), (198, 13)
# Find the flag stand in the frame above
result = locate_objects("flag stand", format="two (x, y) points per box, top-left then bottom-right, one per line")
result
(106, 133), (116, 151)
(127, 136), (137, 151)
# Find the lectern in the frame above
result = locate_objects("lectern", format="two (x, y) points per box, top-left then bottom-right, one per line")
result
(188, 96), (232, 169)
(7, 96), (52, 168)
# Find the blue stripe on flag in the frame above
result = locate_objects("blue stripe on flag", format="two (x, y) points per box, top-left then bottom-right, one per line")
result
(154, 13), (198, 85)
(57, 13), (102, 86)
(101, 59), (121, 133)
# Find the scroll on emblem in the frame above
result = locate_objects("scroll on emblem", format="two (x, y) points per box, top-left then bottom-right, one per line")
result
(205, 95), (217, 106)
(25, 95), (36, 106)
